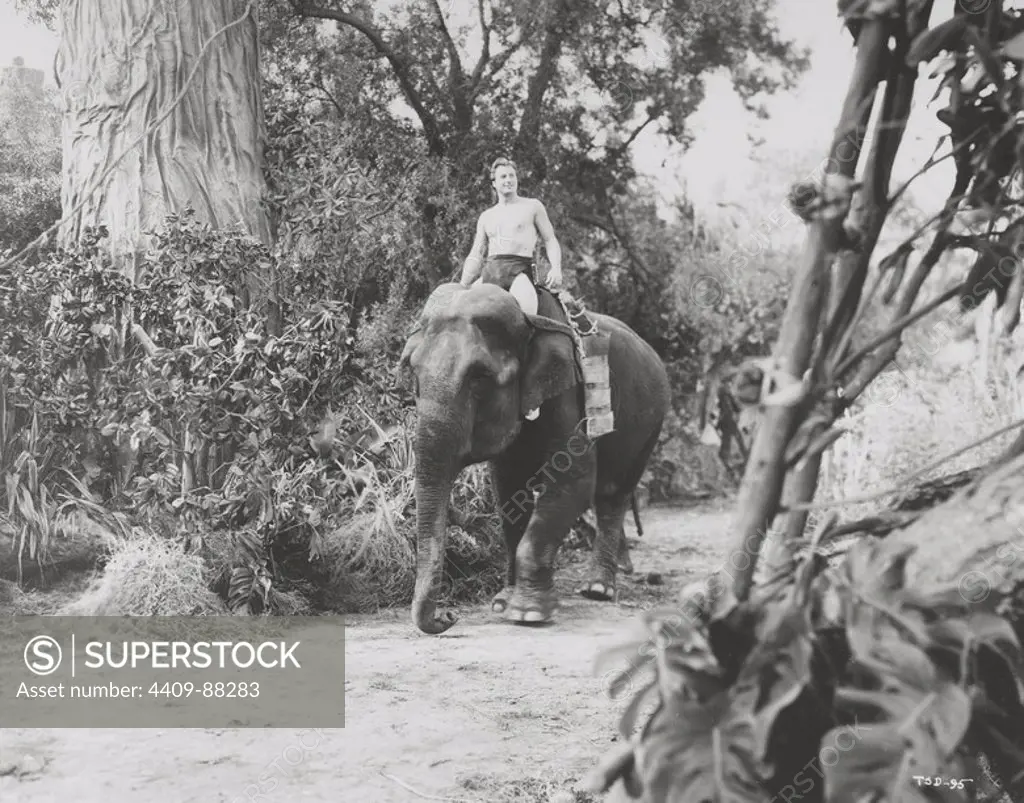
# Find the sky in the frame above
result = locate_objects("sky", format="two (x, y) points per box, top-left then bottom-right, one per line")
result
(0, 2), (56, 74)
(0, 0), (957, 224)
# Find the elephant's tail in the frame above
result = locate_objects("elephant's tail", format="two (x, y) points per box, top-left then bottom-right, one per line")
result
(631, 493), (643, 537)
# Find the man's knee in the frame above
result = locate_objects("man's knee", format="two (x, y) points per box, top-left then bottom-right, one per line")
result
(510, 273), (538, 315)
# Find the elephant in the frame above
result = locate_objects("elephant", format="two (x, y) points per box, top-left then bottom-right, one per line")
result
(399, 281), (671, 635)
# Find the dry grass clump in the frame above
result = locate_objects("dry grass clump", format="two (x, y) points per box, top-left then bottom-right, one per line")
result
(455, 771), (597, 803)
(0, 577), (46, 614)
(59, 531), (227, 616)
(320, 510), (418, 612)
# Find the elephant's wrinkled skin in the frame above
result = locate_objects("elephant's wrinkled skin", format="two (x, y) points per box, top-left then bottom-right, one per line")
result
(399, 282), (670, 634)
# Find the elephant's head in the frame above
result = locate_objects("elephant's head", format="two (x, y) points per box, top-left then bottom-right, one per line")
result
(398, 282), (580, 634)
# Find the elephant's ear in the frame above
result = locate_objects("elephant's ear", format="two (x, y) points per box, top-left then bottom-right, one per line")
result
(521, 324), (579, 415)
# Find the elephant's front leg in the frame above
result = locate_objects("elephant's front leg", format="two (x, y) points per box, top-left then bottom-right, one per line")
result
(489, 460), (535, 614)
(504, 471), (593, 624)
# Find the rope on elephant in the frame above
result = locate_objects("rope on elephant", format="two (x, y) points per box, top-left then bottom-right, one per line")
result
(554, 288), (595, 361)
(557, 289), (598, 336)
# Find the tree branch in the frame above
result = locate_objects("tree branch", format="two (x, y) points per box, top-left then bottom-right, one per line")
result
(570, 208), (653, 283)
(514, 0), (571, 158)
(607, 112), (659, 161)
(309, 74), (345, 118)
(429, 0), (472, 132)
(429, 0), (463, 75)
(467, 0), (491, 92)
(290, 0), (446, 156)
(472, 39), (523, 99)
(727, 18), (893, 603)
(834, 280), (964, 383)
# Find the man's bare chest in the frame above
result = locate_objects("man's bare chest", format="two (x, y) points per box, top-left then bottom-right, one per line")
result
(483, 206), (535, 239)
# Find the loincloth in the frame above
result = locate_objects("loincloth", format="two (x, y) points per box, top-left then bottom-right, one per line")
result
(480, 254), (536, 290)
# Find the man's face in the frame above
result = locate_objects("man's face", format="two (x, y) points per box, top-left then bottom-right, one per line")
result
(492, 166), (517, 196)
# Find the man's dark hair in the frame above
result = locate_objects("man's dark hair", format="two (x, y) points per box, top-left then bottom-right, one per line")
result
(490, 157), (517, 179)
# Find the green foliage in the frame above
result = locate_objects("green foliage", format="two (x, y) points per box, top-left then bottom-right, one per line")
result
(1, 214), (494, 613)
(590, 535), (1024, 803)
(259, 0), (799, 403)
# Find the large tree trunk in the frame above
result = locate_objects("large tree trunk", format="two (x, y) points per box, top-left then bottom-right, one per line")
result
(55, 0), (270, 275)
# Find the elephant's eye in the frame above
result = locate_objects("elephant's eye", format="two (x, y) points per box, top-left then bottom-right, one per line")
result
(466, 364), (493, 391)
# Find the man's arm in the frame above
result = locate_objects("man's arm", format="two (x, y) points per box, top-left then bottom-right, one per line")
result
(533, 200), (562, 288)
(460, 214), (488, 286)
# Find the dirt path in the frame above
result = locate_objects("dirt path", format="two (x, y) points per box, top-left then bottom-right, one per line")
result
(1, 500), (734, 803)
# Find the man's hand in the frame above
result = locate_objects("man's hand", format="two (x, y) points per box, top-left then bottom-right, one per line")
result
(545, 265), (563, 290)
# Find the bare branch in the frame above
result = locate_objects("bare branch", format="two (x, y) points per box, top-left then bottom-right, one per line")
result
(514, 0), (571, 156)
(471, 39), (522, 98)
(310, 75), (345, 118)
(783, 417), (1024, 513)
(429, 0), (473, 133)
(429, 0), (465, 80)
(467, 0), (491, 91)
(834, 279), (965, 382)
(291, 1), (446, 156)
(727, 17), (893, 602)
(607, 112), (659, 160)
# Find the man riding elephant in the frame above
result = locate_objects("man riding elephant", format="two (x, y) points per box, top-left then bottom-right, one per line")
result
(460, 156), (562, 312)
(460, 157), (564, 422)
(400, 169), (671, 633)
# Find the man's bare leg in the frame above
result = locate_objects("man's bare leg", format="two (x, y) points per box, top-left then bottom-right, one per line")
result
(510, 272), (538, 316)
(509, 273), (541, 420)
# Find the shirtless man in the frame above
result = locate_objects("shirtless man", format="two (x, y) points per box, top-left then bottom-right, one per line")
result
(459, 157), (563, 317)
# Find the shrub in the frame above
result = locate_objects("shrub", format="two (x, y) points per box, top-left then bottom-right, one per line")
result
(0, 214), (503, 614)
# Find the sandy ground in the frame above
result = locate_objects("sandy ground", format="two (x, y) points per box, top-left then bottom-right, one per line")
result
(1, 500), (734, 803)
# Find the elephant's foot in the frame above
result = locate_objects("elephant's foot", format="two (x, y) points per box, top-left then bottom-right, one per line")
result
(617, 550), (634, 575)
(491, 586), (514, 614)
(503, 587), (558, 625)
(578, 566), (617, 601)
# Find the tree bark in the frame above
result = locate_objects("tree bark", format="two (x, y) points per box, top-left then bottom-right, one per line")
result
(56, 0), (270, 275)
(886, 453), (1024, 601)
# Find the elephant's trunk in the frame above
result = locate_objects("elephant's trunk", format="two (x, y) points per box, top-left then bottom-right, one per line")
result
(411, 413), (465, 635)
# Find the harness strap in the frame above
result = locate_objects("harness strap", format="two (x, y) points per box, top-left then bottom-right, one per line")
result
(524, 314), (577, 340)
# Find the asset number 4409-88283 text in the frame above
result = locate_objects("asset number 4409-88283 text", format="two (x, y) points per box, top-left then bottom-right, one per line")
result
(148, 681), (260, 698)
